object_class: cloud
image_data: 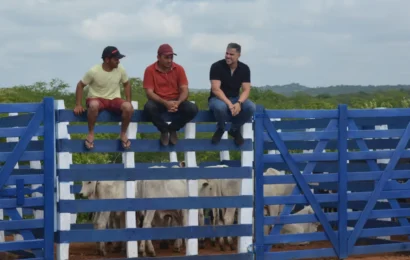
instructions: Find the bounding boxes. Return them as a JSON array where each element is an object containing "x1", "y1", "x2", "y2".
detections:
[
  {"x1": 189, "y1": 33, "x2": 257, "y2": 53},
  {"x1": 1, "y1": 0, "x2": 410, "y2": 89},
  {"x1": 79, "y1": 8, "x2": 182, "y2": 42}
]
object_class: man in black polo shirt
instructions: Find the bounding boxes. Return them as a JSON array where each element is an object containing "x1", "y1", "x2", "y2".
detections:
[{"x1": 208, "y1": 43, "x2": 256, "y2": 146}]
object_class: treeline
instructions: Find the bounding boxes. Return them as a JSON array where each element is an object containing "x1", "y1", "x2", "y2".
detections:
[
  {"x1": 254, "y1": 82, "x2": 410, "y2": 97},
  {"x1": 2, "y1": 78, "x2": 410, "y2": 165}
]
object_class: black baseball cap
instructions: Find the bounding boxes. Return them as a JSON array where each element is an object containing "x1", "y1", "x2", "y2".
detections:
[{"x1": 102, "y1": 46, "x2": 125, "y2": 59}]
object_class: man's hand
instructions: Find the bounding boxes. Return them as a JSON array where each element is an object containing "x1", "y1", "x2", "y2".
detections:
[
  {"x1": 231, "y1": 103, "x2": 241, "y2": 116},
  {"x1": 227, "y1": 101, "x2": 235, "y2": 115},
  {"x1": 164, "y1": 101, "x2": 178, "y2": 112},
  {"x1": 74, "y1": 105, "x2": 85, "y2": 115},
  {"x1": 170, "y1": 101, "x2": 180, "y2": 112}
]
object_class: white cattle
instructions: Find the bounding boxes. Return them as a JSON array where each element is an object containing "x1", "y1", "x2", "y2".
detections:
[
  {"x1": 79, "y1": 180, "x2": 127, "y2": 256},
  {"x1": 277, "y1": 205, "x2": 320, "y2": 246},
  {"x1": 198, "y1": 178, "x2": 221, "y2": 248},
  {"x1": 137, "y1": 165, "x2": 188, "y2": 257}
]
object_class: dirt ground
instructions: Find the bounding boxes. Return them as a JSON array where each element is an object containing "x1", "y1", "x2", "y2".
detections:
[
  {"x1": 64, "y1": 238, "x2": 410, "y2": 260},
  {"x1": 64, "y1": 239, "x2": 410, "y2": 260},
  {"x1": 3, "y1": 236, "x2": 410, "y2": 259}
]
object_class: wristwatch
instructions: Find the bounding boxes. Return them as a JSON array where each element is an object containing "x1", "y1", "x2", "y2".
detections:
[{"x1": 237, "y1": 100, "x2": 243, "y2": 107}]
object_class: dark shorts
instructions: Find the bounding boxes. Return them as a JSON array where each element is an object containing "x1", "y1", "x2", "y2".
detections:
[{"x1": 86, "y1": 97, "x2": 126, "y2": 114}]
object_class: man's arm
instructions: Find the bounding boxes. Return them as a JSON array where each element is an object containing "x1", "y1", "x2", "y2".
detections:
[
  {"x1": 177, "y1": 66, "x2": 189, "y2": 104},
  {"x1": 145, "y1": 88, "x2": 167, "y2": 105},
  {"x1": 120, "y1": 67, "x2": 131, "y2": 102},
  {"x1": 143, "y1": 68, "x2": 167, "y2": 105},
  {"x1": 210, "y1": 63, "x2": 232, "y2": 106},
  {"x1": 238, "y1": 66, "x2": 251, "y2": 103},
  {"x1": 75, "y1": 69, "x2": 93, "y2": 107},
  {"x1": 123, "y1": 81, "x2": 131, "y2": 102},
  {"x1": 75, "y1": 80, "x2": 87, "y2": 107}
]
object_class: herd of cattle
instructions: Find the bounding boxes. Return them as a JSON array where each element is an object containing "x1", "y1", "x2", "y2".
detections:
[{"x1": 79, "y1": 163, "x2": 320, "y2": 257}]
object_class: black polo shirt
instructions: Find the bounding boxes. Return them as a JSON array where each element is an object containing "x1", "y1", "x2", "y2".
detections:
[{"x1": 209, "y1": 59, "x2": 251, "y2": 99}]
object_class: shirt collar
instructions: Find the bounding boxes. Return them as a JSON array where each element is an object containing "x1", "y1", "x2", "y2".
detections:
[{"x1": 155, "y1": 62, "x2": 176, "y2": 72}]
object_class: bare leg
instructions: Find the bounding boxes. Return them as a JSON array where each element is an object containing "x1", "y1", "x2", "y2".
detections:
[
  {"x1": 120, "y1": 102, "x2": 133, "y2": 148},
  {"x1": 86, "y1": 100, "x2": 100, "y2": 149}
]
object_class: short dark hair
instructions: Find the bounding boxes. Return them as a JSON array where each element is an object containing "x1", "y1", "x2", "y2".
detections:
[{"x1": 227, "y1": 43, "x2": 241, "y2": 53}]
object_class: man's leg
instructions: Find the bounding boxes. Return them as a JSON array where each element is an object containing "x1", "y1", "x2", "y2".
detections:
[
  {"x1": 143, "y1": 100, "x2": 170, "y2": 146},
  {"x1": 168, "y1": 101, "x2": 199, "y2": 145},
  {"x1": 230, "y1": 99, "x2": 256, "y2": 146},
  {"x1": 208, "y1": 97, "x2": 231, "y2": 144},
  {"x1": 85, "y1": 98, "x2": 105, "y2": 149},
  {"x1": 110, "y1": 98, "x2": 134, "y2": 149}
]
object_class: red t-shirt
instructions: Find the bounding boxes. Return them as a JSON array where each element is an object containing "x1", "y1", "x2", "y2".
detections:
[{"x1": 143, "y1": 62, "x2": 188, "y2": 100}]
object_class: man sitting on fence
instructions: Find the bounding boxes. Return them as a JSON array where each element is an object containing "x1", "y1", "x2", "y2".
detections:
[
  {"x1": 73, "y1": 46, "x2": 134, "y2": 150},
  {"x1": 142, "y1": 44, "x2": 198, "y2": 146},
  {"x1": 208, "y1": 43, "x2": 256, "y2": 146}
]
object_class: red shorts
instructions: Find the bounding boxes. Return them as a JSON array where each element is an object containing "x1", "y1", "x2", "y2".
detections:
[{"x1": 86, "y1": 97, "x2": 126, "y2": 114}]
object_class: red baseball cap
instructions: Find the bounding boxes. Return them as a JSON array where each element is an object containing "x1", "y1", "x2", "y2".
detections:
[{"x1": 158, "y1": 44, "x2": 177, "y2": 56}]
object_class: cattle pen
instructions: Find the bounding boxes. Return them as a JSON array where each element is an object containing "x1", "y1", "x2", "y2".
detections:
[{"x1": 1, "y1": 97, "x2": 410, "y2": 260}]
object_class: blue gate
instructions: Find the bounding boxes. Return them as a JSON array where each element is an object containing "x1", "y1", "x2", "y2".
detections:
[
  {"x1": 253, "y1": 104, "x2": 410, "y2": 259},
  {"x1": 0, "y1": 98, "x2": 55, "y2": 260}
]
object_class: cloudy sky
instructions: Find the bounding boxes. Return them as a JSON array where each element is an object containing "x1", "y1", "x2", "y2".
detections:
[{"x1": 1, "y1": 0, "x2": 410, "y2": 92}]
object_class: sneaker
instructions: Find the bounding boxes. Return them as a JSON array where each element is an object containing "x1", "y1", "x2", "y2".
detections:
[
  {"x1": 160, "y1": 131, "x2": 169, "y2": 146},
  {"x1": 211, "y1": 128, "x2": 225, "y2": 144},
  {"x1": 169, "y1": 130, "x2": 178, "y2": 145},
  {"x1": 229, "y1": 129, "x2": 244, "y2": 146}
]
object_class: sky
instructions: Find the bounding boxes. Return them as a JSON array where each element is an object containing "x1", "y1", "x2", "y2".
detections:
[{"x1": 1, "y1": 0, "x2": 410, "y2": 92}]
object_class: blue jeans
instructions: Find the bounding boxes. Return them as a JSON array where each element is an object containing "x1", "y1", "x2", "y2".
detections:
[{"x1": 208, "y1": 97, "x2": 256, "y2": 132}]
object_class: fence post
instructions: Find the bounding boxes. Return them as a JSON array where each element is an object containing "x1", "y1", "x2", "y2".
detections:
[
  {"x1": 43, "y1": 97, "x2": 56, "y2": 260},
  {"x1": 253, "y1": 105, "x2": 265, "y2": 258},
  {"x1": 168, "y1": 119, "x2": 178, "y2": 163},
  {"x1": 121, "y1": 101, "x2": 139, "y2": 257},
  {"x1": 338, "y1": 104, "x2": 348, "y2": 259},
  {"x1": 220, "y1": 131, "x2": 230, "y2": 161},
  {"x1": 238, "y1": 119, "x2": 254, "y2": 253},
  {"x1": 184, "y1": 101, "x2": 198, "y2": 256},
  {"x1": 55, "y1": 100, "x2": 73, "y2": 260}
]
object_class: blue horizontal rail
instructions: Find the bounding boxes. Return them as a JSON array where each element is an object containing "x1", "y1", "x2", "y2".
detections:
[
  {"x1": 0, "y1": 103, "x2": 42, "y2": 113},
  {"x1": 264, "y1": 190, "x2": 410, "y2": 204},
  {"x1": 0, "y1": 219, "x2": 44, "y2": 230},
  {"x1": 0, "y1": 151, "x2": 43, "y2": 162},
  {"x1": 0, "y1": 126, "x2": 44, "y2": 138},
  {"x1": 0, "y1": 239, "x2": 45, "y2": 251},
  {"x1": 263, "y1": 150, "x2": 410, "y2": 163},
  {"x1": 264, "y1": 208, "x2": 410, "y2": 225},
  {"x1": 0, "y1": 197, "x2": 43, "y2": 209},
  {"x1": 57, "y1": 139, "x2": 252, "y2": 153},
  {"x1": 58, "y1": 167, "x2": 252, "y2": 181},
  {"x1": 264, "y1": 139, "x2": 410, "y2": 151},
  {"x1": 59, "y1": 196, "x2": 253, "y2": 213},
  {"x1": 57, "y1": 109, "x2": 251, "y2": 123},
  {"x1": 262, "y1": 171, "x2": 410, "y2": 184},
  {"x1": 57, "y1": 224, "x2": 252, "y2": 242},
  {"x1": 67, "y1": 123, "x2": 232, "y2": 134},
  {"x1": 57, "y1": 139, "x2": 253, "y2": 153}
]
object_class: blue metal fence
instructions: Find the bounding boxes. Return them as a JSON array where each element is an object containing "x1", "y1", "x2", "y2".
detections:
[
  {"x1": 254, "y1": 104, "x2": 410, "y2": 259},
  {"x1": 0, "y1": 98, "x2": 55, "y2": 260},
  {"x1": 2, "y1": 98, "x2": 410, "y2": 260},
  {"x1": 55, "y1": 103, "x2": 254, "y2": 260}
]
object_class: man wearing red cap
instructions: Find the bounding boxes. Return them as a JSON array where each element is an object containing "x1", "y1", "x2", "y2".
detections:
[
  {"x1": 74, "y1": 46, "x2": 134, "y2": 150},
  {"x1": 143, "y1": 44, "x2": 198, "y2": 146}
]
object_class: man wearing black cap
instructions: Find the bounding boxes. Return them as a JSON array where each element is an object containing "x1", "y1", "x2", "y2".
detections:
[
  {"x1": 142, "y1": 44, "x2": 198, "y2": 146},
  {"x1": 74, "y1": 46, "x2": 134, "y2": 150}
]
